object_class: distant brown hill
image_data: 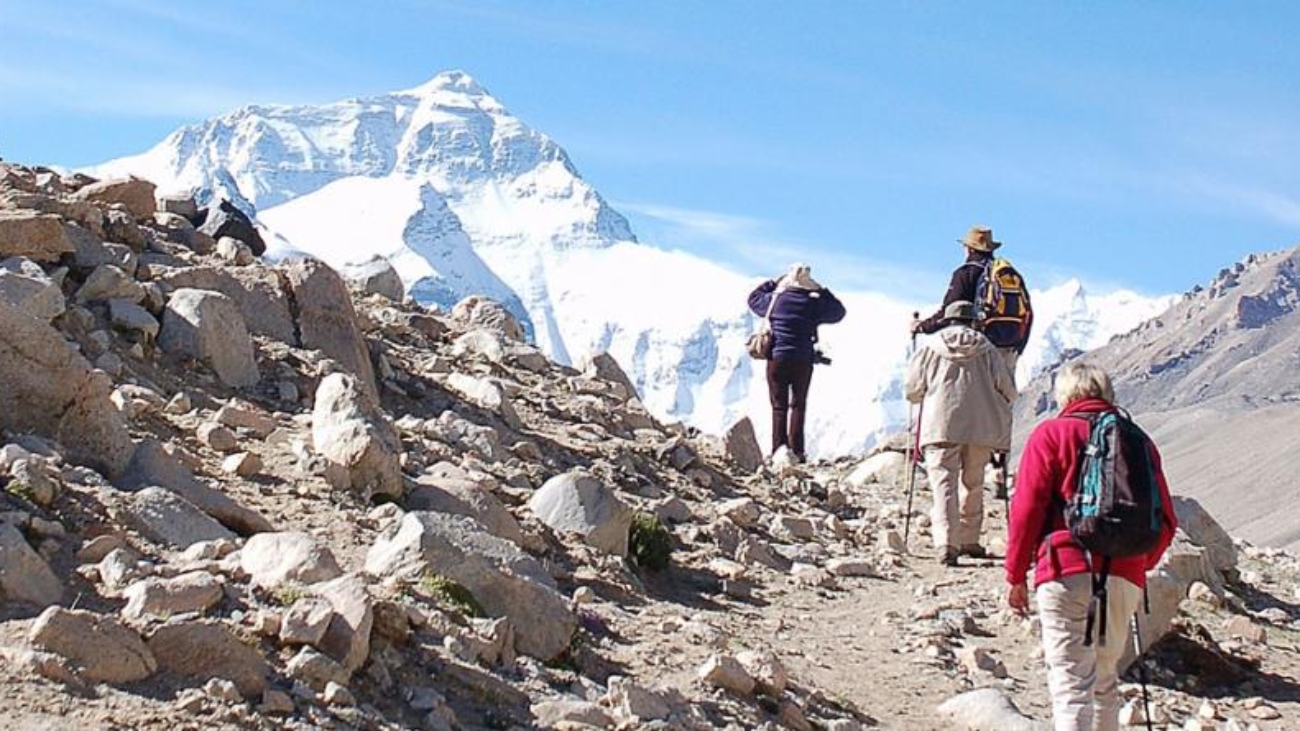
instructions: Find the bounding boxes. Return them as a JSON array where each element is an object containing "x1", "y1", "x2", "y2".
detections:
[{"x1": 1014, "y1": 244, "x2": 1300, "y2": 550}]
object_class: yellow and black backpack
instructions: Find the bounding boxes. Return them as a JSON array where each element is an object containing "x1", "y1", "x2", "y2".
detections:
[{"x1": 975, "y1": 258, "x2": 1033, "y2": 349}]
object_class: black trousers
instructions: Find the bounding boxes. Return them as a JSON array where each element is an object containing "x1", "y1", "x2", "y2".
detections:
[{"x1": 766, "y1": 358, "x2": 814, "y2": 459}]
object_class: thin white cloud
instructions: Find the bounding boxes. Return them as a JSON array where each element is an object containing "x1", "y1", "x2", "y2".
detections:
[
  {"x1": 1180, "y1": 176, "x2": 1300, "y2": 228},
  {"x1": 618, "y1": 201, "x2": 943, "y2": 300},
  {"x1": 0, "y1": 64, "x2": 304, "y2": 118}
]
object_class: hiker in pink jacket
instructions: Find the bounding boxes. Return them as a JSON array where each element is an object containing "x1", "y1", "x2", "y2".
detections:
[{"x1": 1006, "y1": 362, "x2": 1177, "y2": 731}]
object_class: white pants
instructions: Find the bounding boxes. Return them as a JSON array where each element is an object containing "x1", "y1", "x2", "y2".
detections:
[
  {"x1": 922, "y1": 443, "x2": 991, "y2": 550},
  {"x1": 1037, "y1": 574, "x2": 1143, "y2": 731}
]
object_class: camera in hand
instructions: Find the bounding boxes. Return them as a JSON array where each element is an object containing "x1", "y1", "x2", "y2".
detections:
[{"x1": 813, "y1": 349, "x2": 832, "y2": 366}]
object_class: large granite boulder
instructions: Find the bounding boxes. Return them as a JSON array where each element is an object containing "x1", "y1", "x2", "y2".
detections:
[
  {"x1": 158, "y1": 288, "x2": 260, "y2": 389},
  {"x1": 366, "y1": 512, "x2": 576, "y2": 660},
  {"x1": 528, "y1": 472, "x2": 633, "y2": 557},
  {"x1": 284, "y1": 259, "x2": 378, "y2": 400},
  {"x1": 312, "y1": 373, "x2": 403, "y2": 500},
  {"x1": 0, "y1": 298, "x2": 133, "y2": 476}
]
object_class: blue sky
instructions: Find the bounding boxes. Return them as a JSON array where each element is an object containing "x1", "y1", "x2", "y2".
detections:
[{"x1": 1, "y1": 1, "x2": 1297, "y2": 297}]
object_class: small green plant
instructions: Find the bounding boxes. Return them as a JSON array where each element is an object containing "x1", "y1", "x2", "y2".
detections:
[
  {"x1": 4, "y1": 478, "x2": 36, "y2": 503},
  {"x1": 270, "y1": 584, "x2": 309, "y2": 606},
  {"x1": 419, "y1": 572, "x2": 485, "y2": 618},
  {"x1": 628, "y1": 512, "x2": 673, "y2": 572}
]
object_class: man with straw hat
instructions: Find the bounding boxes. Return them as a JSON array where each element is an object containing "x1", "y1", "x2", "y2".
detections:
[
  {"x1": 912, "y1": 225, "x2": 1002, "y2": 337},
  {"x1": 913, "y1": 225, "x2": 1029, "y2": 496}
]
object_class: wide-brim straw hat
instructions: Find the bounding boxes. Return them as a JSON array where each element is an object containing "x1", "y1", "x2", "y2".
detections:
[
  {"x1": 958, "y1": 226, "x2": 1002, "y2": 252},
  {"x1": 943, "y1": 299, "x2": 978, "y2": 321}
]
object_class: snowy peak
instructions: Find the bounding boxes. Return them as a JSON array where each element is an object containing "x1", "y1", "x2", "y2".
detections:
[
  {"x1": 395, "y1": 70, "x2": 500, "y2": 110},
  {"x1": 399, "y1": 69, "x2": 489, "y2": 96}
]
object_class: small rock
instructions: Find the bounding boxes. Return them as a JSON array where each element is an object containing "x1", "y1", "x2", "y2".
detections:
[
  {"x1": 957, "y1": 645, "x2": 1007, "y2": 679},
  {"x1": 698, "y1": 653, "x2": 755, "y2": 695},
  {"x1": 204, "y1": 677, "x2": 243, "y2": 704},
  {"x1": 240, "y1": 531, "x2": 342, "y2": 589},
  {"x1": 121, "y1": 571, "x2": 224, "y2": 620},
  {"x1": 165, "y1": 392, "x2": 192, "y2": 414},
  {"x1": 259, "y1": 689, "x2": 295, "y2": 715},
  {"x1": 286, "y1": 646, "x2": 351, "y2": 691},
  {"x1": 0, "y1": 522, "x2": 62, "y2": 606},
  {"x1": 936, "y1": 688, "x2": 1040, "y2": 731},
  {"x1": 572, "y1": 586, "x2": 597, "y2": 605},
  {"x1": 735, "y1": 649, "x2": 789, "y2": 696},
  {"x1": 530, "y1": 699, "x2": 615, "y2": 729},
  {"x1": 604, "y1": 675, "x2": 671, "y2": 722},
  {"x1": 215, "y1": 236, "x2": 254, "y2": 266},
  {"x1": 197, "y1": 422, "x2": 238, "y2": 453},
  {"x1": 718, "y1": 497, "x2": 760, "y2": 528},
  {"x1": 826, "y1": 557, "x2": 876, "y2": 577},
  {"x1": 880, "y1": 529, "x2": 906, "y2": 553},
  {"x1": 214, "y1": 401, "x2": 277, "y2": 437},
  {"x1": 76, "y1": 534, "x2": 128, "y2": 564},
  {"x1": 1188, "y1": 581, "x2": 1222, "y2": 607},
  {"x1": 323, "y1": 681, "x2": 355, "y2": 707},
  {"x1": 790, "y1": 563, "x2": 835, "y2": 588},
  {"x1": 221, "y1": 451, "x2": 262, "y2": 477},
  {"x1": 1224, "y1": 616, "x2": 1267, "y2": 644},
  {"x1": 148, "y1": 621, "x2": 270, "y2": 697},
  {"x1": 28, "y1": 607, "x2": 156, "y2": 684},
  {"x1": 1248, "y1": 703, "x2": 1282, "y2": 720},
  {"x1": 280, "y1": 597, "x2": 334, "y2": 647}
]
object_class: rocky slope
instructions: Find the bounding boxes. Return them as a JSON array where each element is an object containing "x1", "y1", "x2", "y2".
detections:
[
  {"x1": 1, "y1": 162, "x2": 1296, "y2": 730},
  {"x1": 1015, "y1": 245, "x2": 1300, "y2": 551},
  {"x1": 90, "y1": 71, "x2": 1174, "y2": 459}
]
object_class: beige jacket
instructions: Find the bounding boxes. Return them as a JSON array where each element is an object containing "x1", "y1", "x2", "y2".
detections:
[{"x1": 905, "y1": 324, "x2": 1016, "y2": 450}]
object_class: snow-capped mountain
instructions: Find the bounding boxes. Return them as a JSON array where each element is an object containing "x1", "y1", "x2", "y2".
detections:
[
  {"x1": 1017, "y1": 280, "x2": 1178, "y2": 385},
  {"x1": 92, "y1": 71, "x2": 1174, "y2": 457}
]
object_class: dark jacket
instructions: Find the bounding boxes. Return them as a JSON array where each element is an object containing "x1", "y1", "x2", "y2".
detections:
[
  {"x1": 748, "y1": 281, "x2": 846, "y2": 362},
  {"x1": 917, "y1": 250, "x2": 991, "y2": 335}
]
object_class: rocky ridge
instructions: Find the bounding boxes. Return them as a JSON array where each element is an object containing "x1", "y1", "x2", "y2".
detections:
[
  {"x1": 1014, "y1": 245, "x2": 1300, "y2": 550},
  {"x1": 0, "y1": 161, "x2": 1297, "y2": 730}
]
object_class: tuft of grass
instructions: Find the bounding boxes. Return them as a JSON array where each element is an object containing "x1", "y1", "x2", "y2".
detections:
[
  {"x1": 4, "y1": 479, "x2": 36, "y2": 503},
  {"x1": 628, "y1": 513, "x2": 673, "y2": 572},
  {"x1": 419, "y1": 572, "x2": 485, "y2": 618},
  {"x1": 270, "y1": 584, "x2": 309, "y2": 606}
]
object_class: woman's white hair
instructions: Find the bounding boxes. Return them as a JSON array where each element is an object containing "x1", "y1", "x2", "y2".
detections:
[{"x1": 1054, "y1": 361, "x2": 1115, "y2": 408}]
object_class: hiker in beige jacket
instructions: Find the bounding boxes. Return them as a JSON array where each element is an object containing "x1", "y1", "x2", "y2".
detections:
[{"x1": 905, "y1": 300, "x2": 1016, "y2": 566}]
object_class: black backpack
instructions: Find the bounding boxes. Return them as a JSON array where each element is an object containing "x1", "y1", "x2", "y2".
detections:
[
  {"x1": 973, "y1": 258, "x2": 1033, "y2": 349},
  {"x1": 1065, "y1": 408, "x2": 1166, "y2": 645}
]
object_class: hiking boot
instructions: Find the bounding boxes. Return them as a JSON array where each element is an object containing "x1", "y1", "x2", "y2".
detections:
[
  {"x1": 940, "y1": 548, "x2": 960, "y2": 567},
  {"x1": 959, "y1": 544, "x2": 988, "y2": 559}
]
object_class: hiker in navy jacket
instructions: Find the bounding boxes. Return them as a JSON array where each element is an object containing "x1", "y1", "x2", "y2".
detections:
[{"x1": 747, "y1": 264, "x2": 846, "y2": 463}]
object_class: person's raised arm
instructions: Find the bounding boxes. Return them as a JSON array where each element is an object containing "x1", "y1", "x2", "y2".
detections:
[
  {"x1": 816, "y1": 288, "x2": 846, "y2": 325},
  {"x1": 747, "y1": 279, "x2": 778, "y2": 316}
]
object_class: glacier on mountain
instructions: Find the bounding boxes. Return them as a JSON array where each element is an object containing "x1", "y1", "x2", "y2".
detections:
[{"x1": 92, "y1": 70, "x2": 1175, "y2": 457}]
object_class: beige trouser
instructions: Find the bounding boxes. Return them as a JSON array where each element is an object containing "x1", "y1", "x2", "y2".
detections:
[
  {"x1": 922, "y1": 443, "x2": 991, "y2": 550},
  {"x1": 1037, "y1": 573, "x2": 1143, "y2": 731}
]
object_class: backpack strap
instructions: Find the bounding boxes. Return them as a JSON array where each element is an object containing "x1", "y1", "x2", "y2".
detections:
[
  {"x1": 760, "y1": 289, "x2": 782, "y2": 331},
  {"x1": 1084, "y1": 555, "x2": 1113, "y2": 647}
]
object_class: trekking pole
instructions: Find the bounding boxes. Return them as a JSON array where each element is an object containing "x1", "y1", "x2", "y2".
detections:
[
  {"x1": 1131, "y1": 612, "x2": 1154, "y2": 731},
  {"x1": 903, "y1": 403, "x2": 923, "y2": 550},
  {"x1": 902, "y1": 312, "x2": 920, "y2": 551}
]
